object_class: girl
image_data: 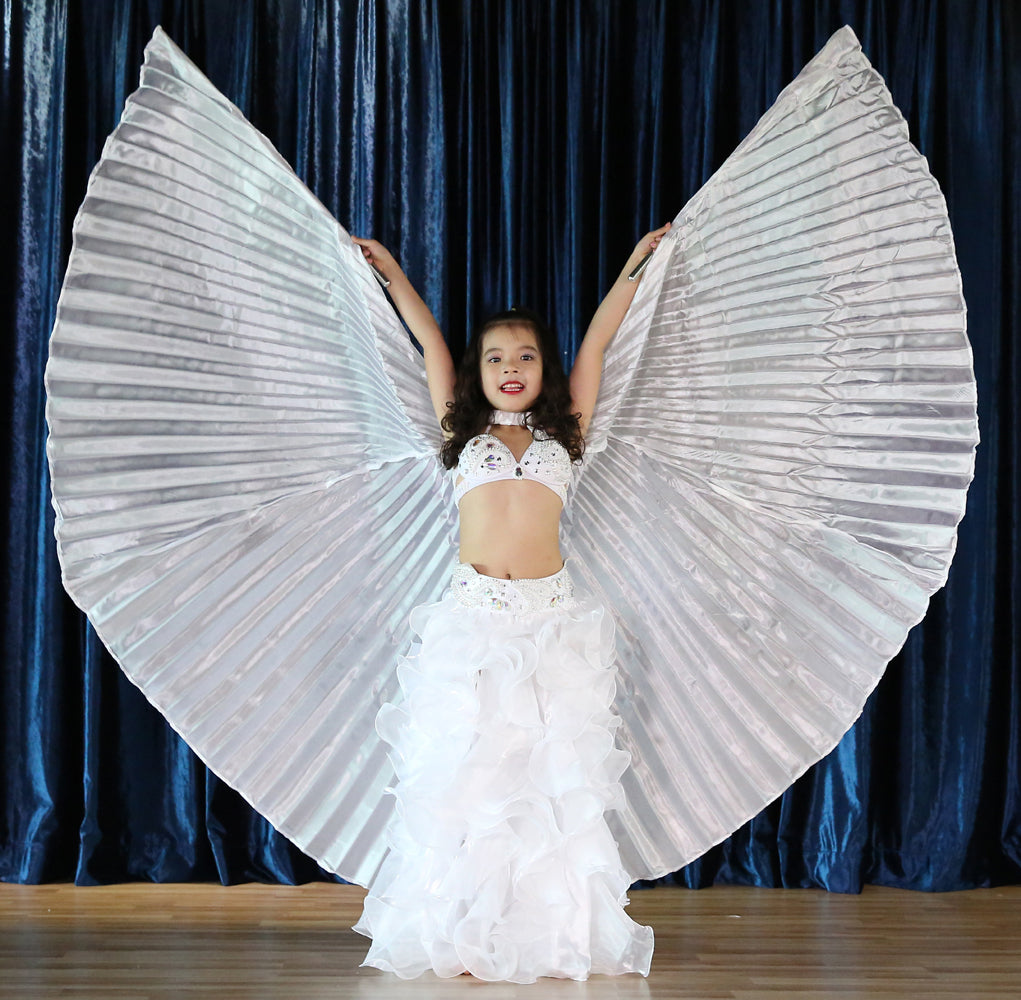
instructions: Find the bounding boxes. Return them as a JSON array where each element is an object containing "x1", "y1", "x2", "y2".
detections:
[{"x1": 348, "y1": 226, "x2": 669, "y2": 982}]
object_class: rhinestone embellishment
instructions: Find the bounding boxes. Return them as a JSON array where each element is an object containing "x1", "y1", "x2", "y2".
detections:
[
  {"x1": 453, "y1": 430, "x2": 572, "y2": 506},
  {"x1": 450, "y1": 563, "x2": 575, "y2": 613}
]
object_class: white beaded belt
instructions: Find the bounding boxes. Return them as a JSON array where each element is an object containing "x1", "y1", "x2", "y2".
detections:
[{"x1": 450, "y1": 563, "x2": 575, "y2": 613}]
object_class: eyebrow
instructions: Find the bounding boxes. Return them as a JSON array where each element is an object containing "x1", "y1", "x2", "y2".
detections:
[{"x1": 482, "y1": 343, "x2": 539, "y2": 357}]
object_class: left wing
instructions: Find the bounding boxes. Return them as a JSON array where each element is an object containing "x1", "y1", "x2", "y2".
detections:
[{"x1": 45, "y1": 27, "x2": 456, "y2": 886}]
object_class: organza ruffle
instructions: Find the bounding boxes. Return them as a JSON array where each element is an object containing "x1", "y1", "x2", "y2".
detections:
[{"x1": 353, "y1": 593, "x2": 653, "y2": 983}]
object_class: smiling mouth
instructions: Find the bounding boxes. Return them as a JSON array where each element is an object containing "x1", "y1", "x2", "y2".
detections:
[{"x1": 500, "y1": 381, "x2": 525, "y2": 393}]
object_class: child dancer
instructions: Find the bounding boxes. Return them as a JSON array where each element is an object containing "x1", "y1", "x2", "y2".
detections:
[{"x1": 348, "y1": 228, "x2": 668, "y2": 982}]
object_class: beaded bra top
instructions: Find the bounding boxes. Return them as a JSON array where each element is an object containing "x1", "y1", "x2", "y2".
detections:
[{"x1": 453, "y1": 418, "x2": 572, "y2": 507}]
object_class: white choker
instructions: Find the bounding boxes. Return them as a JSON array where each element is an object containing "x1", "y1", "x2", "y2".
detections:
[{"x1": 490, "y1": 409, "x2": 530, "y2": 426}]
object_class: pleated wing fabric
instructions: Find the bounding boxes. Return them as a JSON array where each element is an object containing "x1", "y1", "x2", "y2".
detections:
[
  {"x1": 567, "y1": 26, "x2": 977, "y2": 878},
  {"x1": 46, "y1": 25, "x2": 978, "y2": 889},
  {"x1": 45, "y1": 27, "x2": 456, "y2": 887}
]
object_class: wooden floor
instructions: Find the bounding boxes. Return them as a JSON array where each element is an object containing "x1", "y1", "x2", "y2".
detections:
[{"x1": 0, "y1": 882, "x2": 1017, "y2": 998}]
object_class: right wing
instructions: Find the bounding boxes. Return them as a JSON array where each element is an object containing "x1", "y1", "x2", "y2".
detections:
[
  {"x1": 45, "y1": 27, "x2": 457, "y2": 887},
  {"x1": 565, "y1": 26, "x2": 978, "y2": 880}
]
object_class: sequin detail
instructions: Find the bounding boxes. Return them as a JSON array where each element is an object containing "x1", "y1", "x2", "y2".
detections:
[
  {"x1": 450, "y1": 563, "x2": 576, "y2": 614},
  {"x1": 453, "y1": 432, "x2": 572, "y2": 506}
]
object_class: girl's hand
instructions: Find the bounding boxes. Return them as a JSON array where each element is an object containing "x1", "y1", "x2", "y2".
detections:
[
  {"x1": 621, "y1": 221, "x2": 672, "y2": 278},
  {"x1": 351, "y1": 236, "x2": 405, "y2": 285}
]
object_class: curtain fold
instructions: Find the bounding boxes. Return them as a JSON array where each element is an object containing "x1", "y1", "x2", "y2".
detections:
[{"x1": 2, "y1": 0, "x2": 1017, "y2": 890}]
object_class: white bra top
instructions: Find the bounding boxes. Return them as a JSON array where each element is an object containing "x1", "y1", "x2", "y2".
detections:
[{"x1": 453, "y1": 428, "x2": 572, "y2": 507}]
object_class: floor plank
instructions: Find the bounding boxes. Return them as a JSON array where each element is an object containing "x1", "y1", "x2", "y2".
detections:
[{"x1": 0, "y1": 882, "x2": 1017, "y2": 998}]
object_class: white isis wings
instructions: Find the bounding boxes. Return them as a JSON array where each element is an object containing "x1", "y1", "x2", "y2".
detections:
[{"x1": 45, "y1": 25, "x2": 977, "y2": 885}]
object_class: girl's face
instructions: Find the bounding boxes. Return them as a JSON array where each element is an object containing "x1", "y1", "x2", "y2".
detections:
[{"x1": 479, "y1": 323, "x2": 543, "y2": 413}]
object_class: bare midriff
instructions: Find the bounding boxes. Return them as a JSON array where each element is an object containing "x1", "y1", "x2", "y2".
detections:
[{"x1": 457, "y1": 481, "x2": 564, "y2": 580}]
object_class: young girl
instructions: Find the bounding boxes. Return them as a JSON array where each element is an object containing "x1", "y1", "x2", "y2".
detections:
[{"x1": 348, "y1": 226, "x2": 669, "y2": 982}]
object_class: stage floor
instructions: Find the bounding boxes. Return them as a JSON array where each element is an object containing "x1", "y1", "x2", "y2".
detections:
[{"x1": 0, "y1": 882, "x2": 1017, "y2": 998}]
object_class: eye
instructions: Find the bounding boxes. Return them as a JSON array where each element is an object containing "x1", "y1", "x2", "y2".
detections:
[
  {"x1": 486, "y1": 356, "x2": 502, "y2": 363},
  {"x1": 521, "y1": 354, "x2": 535, "y2": 361}
]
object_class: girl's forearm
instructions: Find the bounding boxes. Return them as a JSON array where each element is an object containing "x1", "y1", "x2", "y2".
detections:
[
  {"x1": 387, "y1": 273, "x2": 446, "y2": 354},
  {"x1": 350, "y1": 238, "x2": 455, "y2": 424},
  {"x1": 582, "y1": 269, "x2": 643, "y2": 354},
  {"x1": 581, "y1": 225, "x2": 672, "y2": 357},
  {"x1": 386, "y1": 273, "x2": 455, "y2": 424},
  {"x1": 570, "y1": 224, "x2": 671, "y2": 431},
  {"x1": 352, "y1": 237, "x2": 445, "y2": 352}
]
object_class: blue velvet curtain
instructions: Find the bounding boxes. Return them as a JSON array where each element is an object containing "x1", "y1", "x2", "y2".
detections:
[{"x1": 2, "y1": 0, "x2": 1017, "y2": 890}]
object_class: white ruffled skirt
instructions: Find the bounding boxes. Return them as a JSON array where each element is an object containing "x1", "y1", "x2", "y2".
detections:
[{"x1": 354, "y1": 564, "x2": 654, "y2": 983}]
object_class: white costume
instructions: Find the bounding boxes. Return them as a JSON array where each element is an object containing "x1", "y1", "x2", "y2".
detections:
[
  {"x1": 355, "y1": 562, "x2": 654, "y2": 981},
  {"x1": 354, "y1": 421, "x2": 652, "y2": 980},
  {"x1": 45, "y1": 25, "x2": 977, "y2": 982}
]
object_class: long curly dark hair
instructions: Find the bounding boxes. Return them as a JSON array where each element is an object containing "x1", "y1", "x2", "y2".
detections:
[{"x1": 439, "y1": 308, "x2": 584, "y2": 470}]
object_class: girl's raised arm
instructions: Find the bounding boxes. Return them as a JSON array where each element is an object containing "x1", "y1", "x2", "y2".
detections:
[
  {"x1": 352, "y1": 237, "x2": 455, "y2": 428},
  {"x1": 570, "y1": 223, "x2": 670, "y2": 436}
]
